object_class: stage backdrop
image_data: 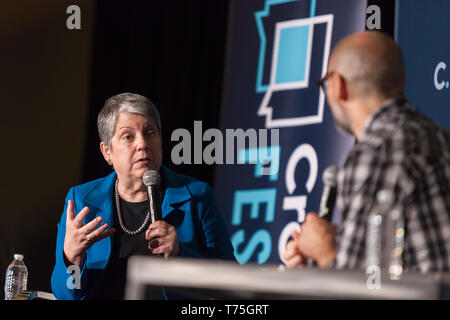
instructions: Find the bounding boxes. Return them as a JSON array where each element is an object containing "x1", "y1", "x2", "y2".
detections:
[
  {"x1": 214, "y1": 0, "x2": 367, "y2": 265},
  {"x1": 396, "y1": 0, "x2": 450, "y2": 130}
]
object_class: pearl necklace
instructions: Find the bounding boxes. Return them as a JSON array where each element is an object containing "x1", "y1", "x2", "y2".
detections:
[{"x1": 115, "y1": 179, "x2": 151, "y2": 235}]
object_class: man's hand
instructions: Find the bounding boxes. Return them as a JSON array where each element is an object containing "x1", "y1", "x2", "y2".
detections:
[
  {"x1": 145, "y1": 220, "x2": 179, "y2": 258},
  {"x1": 283, "y1": 213, "x2": 337, "y2": 269},
  {"x1": 283, "y1": 230, "x2": 307, "y2": 269},
  {"x1": 297, "y1": 213, "x2": 337, "y2": 268}
]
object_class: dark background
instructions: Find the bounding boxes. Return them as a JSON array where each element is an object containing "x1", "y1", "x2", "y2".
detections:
[
  {"x1": 0, "y1": 0, "x2": 394, "y2": 294},
  {"x1": 83, "y1": 0, "x2": 230, "y2": 185}
]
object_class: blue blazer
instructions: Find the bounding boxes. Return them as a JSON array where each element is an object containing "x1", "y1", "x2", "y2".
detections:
[{"x1": 51, "y1": 166, "x2": 235, "y2": 300}]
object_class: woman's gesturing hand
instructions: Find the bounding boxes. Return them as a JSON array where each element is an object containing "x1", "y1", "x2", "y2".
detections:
[{"x1": 63, "y1": 200, "x2": 115, "y2": 266}]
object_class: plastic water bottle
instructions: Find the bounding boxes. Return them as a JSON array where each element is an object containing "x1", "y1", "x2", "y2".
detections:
[
  {"x1": 4, "y1": 254, "x2": 28, "y2": 300},
  {"x1": 365, "y1": 190, "x2": 394, "y2": 269},
  {"x1": 366, "y1": 189, "x2": 405, "y2": 277}
]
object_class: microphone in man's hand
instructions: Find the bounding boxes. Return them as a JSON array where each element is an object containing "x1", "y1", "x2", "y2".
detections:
[
  {"x1": 143, "y1": 170, "x2": 162, "y2": 223},
  {"x1": 318, "y1": 165, "x2": 339, "y2": 221}
]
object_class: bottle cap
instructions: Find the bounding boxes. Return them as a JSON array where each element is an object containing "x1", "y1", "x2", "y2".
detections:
[{"x1": 14, "y1": 254, "x2": 24, "y2": 261}]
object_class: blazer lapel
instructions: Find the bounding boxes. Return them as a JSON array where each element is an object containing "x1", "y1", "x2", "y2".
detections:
[
  {"x1": 161, "y1": 167, "x2": 194, "y2": 242},
  {"x1": 82, "y1": 171, "x2": 116, "y2": 269},
  {"x1": 83, "y1": 171, "x2": 116, "y2": 227},
  {"x1": 161, "y1": 166, "x2": 192, "y2": 218}
]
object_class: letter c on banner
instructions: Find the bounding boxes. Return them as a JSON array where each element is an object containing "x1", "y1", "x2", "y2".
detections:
[
  {"x1": 285, "y1": 144, "x2": 318, "y2": 195},
  {"x1": 434, "y1": 61, "x2": 447, "y2": 90}
]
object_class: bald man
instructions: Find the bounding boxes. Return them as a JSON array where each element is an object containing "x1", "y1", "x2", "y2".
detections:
[{"x1": 284, "y1": 31, "x2": 450, "y2": 273}]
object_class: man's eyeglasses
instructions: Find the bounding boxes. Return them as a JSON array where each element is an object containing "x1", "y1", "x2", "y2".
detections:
[{"x1": 316, "y1": 71, "x2": 334, "y2": 92}]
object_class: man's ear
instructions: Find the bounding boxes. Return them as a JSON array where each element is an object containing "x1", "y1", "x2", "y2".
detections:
[
  {"x1": 336, "y1": 74, "x2": 348, "y2": 101},
  {"x1": 100, "y1": 141, "x2": 112, "y2": 165}
]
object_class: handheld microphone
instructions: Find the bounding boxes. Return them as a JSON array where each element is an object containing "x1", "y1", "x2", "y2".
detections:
[
  {"x1": 318, "y1": 165, "x2": 339, "y2": 221},
  {"x1": 142, "y1": 170, "x2": 162, "y2": 223}
]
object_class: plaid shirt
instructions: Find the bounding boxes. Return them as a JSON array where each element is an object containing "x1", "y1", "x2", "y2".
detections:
[{"x1": 335, "y1": 97, "x2": 450, "y2": 272}]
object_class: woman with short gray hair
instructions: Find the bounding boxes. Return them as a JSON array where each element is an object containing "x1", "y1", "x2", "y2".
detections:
[
  {"x1": 98, "y1": 93, "x2": 162, "y2": 147},
  {"x1": 51, "y1": 93, "x2": 235, "y2": 300}
]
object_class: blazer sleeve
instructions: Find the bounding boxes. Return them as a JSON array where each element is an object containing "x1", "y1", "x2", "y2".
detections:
[
  {"x1": 179, "y1": 183, "x2": 236, "y2": 261},
  {"x1": 51, "y1": 187, "x2": 89, "y2": 300}
]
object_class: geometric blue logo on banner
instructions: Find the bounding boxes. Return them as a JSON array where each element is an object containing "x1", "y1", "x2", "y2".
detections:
[
  {"x1": 276, "y1": 25, "x2": 310, "y2": 83},
  {"x1": 255, "y1": 0, "x2": 334, "y2": 128}
]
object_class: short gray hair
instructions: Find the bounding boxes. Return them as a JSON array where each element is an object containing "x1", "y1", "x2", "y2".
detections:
[{"x1": 97, "y1": 93, "x2": 162, "y2": 146}]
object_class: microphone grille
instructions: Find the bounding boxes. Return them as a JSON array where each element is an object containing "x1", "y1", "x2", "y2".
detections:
[
  {"x1": 143, "y1": 170, "x2": 161, "y2": 186},
  {"x1": 322, "y1": 165, "x2": 338, "y2": 187}
]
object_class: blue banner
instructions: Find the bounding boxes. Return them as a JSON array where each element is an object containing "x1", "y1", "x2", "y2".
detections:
[
  {"x1": 214, "y1": 0, "x2": 367, "y2": 265},
  {"x1": 396, "y1": 0, "x2": 450, "y2": 130}
]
